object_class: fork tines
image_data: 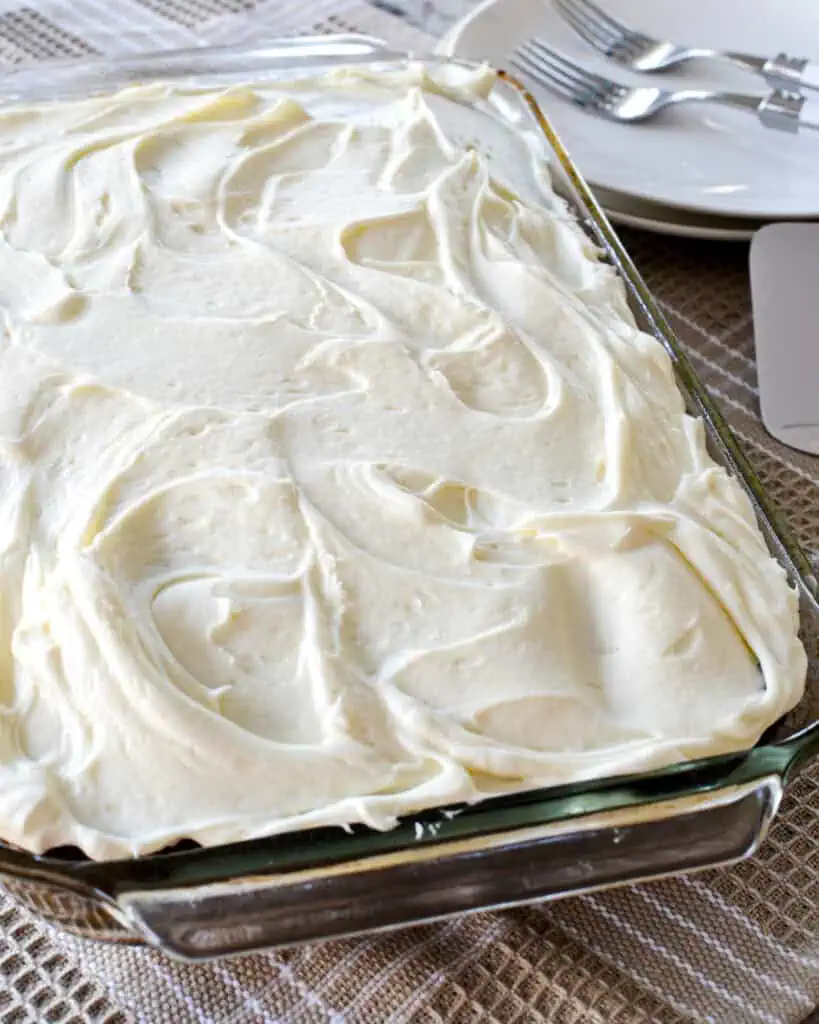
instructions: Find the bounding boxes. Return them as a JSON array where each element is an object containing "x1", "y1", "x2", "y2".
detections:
[
  {"x1": 512, "y1": 39, "x2": 626, "y2": 107},
  {"x1": 554, "y1": 0, "x2": 650, "y2": 58}
]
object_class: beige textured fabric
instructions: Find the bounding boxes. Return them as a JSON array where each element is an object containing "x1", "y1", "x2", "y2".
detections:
[{"x1": 0, "y1": 3, "x2": 817, "y2": 1022}]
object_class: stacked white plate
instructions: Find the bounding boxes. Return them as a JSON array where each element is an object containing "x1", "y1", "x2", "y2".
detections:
[{"x1": 439, "y1": 0, "x2": 819, "y2": 239}]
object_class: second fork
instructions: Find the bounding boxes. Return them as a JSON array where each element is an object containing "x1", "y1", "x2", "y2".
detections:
[{"x1": 553, "y1": 0, "x2": 819, "y2": 94}]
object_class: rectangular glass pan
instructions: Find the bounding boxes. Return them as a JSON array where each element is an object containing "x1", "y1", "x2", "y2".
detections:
[{"x1": 0, "y1": 36, "x2": 817, "y2": 961}]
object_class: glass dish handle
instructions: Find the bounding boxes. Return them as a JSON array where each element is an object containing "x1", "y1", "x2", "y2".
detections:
[{"x1": 112, "y1": 776, "x2": 784, "y2": 960}]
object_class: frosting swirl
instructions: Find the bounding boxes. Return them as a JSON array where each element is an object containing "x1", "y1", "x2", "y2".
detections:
[{"x1": 0, "y1": 66, "x2": 804, "y2": 858}]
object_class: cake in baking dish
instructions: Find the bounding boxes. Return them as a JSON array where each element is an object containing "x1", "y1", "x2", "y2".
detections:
[{"x1": 0, "y1": 65, "x2": 804, "y2": 858}]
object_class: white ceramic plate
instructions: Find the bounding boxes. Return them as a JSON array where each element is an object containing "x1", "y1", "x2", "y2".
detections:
[
  {"x1": 595, "y1": 188, "x2": 763, "y2": 240},
  {"x1": 605, "y1": 207, "x2": 754, "y2": 240},
  {"x1": 440, "y1": 0, "x2": 819, "y2": 218}
]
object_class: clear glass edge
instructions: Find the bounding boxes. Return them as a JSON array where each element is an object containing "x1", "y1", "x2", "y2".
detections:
[
  {"x1": 113, "y1": 775, "x2": 784, "y2": 959},
  {"x1": 0, "y1": 37, "x2": 813, "y2": 903}
]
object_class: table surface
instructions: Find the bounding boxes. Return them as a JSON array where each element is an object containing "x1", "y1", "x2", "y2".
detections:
[{"x1": 0, "y1": 3, "x2": 818, "y2": 1023}]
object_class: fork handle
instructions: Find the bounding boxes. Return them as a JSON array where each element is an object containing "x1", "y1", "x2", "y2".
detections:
[
  {"x1": 759, "y1": 92, "x2": 819, "y2": 133},
  {"x1": 720, "y1": 50, "x2": 770, "y2": 76},
  {"x1": 726, "y1": 51, "x2": 819, "y2": 94},
  {"x1": 763, "y1": 54, "x2": 819, "y2": 94},
  {"x1": 674, "y1": 90, "x2": 819, "y2": 134}
]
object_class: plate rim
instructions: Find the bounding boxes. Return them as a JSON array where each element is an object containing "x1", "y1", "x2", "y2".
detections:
[{"x1": 605, "y1": 206, "x2": 755, "y2": 240}]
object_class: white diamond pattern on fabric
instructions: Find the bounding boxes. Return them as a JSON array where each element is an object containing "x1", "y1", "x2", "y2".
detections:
[
  {"x1": 0, "y1": 3, "x2": 815, "y2": 1024},
  {"x1": 7, "y1": 0, "x2": 364, "y2": 54}
]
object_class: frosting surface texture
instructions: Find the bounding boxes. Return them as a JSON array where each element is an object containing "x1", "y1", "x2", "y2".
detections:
[{"x1": 0, "y1": 67, "x2": 804, "y2": 858}]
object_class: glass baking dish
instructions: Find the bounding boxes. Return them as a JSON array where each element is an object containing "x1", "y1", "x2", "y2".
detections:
[{"x1": 0, "y1": 35, "x2": 817, "y2": 961}]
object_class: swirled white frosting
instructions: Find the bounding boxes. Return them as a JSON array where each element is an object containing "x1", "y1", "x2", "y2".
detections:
[{"x1": 0, "y1": 65, "x2": 804, "y2": 859}]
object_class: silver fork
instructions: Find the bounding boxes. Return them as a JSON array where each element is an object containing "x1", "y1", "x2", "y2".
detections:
[
  {"x1": 511, "y1": 40, "x2": 819, "y2": 133},
  {"x1": 554, "y1": 0, "x2": 819, "y2": 94}
]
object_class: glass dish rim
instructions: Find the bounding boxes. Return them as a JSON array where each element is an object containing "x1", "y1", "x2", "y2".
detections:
[{"x1": 0, "y1": 36, "x2": 814, "y2": 893}]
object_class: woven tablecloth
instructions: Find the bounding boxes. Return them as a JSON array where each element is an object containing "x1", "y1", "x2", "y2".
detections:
[{"x1": 0, "y1": 2, "x2": 818, "y2": 1022}]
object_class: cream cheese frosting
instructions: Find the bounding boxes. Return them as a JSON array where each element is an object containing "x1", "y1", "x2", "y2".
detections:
[{"x1": 0, "y1": 65, "x2": 805, "y2": 859}]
